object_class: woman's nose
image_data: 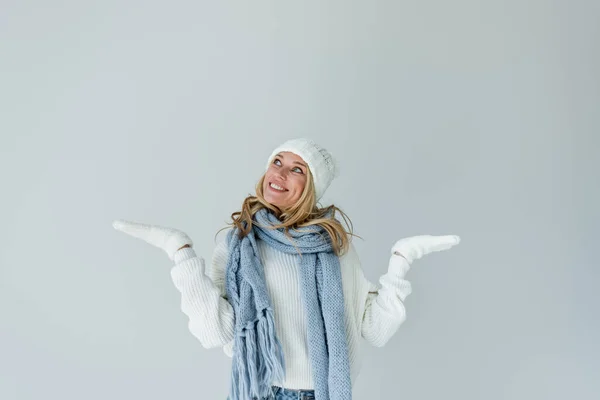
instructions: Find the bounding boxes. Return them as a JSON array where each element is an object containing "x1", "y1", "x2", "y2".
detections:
[{"x1": 275, "y1": 169, "x2": 289, "y2": 179}]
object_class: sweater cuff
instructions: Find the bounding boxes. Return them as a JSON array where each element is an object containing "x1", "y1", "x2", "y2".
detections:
[{"x1": 173, "y1": 247, "x2": 198, "y2": 263}]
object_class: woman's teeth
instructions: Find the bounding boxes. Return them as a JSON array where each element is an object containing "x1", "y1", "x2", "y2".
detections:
[{"x1": 270, "y1": 183, "x2": 286, "y2": 191}]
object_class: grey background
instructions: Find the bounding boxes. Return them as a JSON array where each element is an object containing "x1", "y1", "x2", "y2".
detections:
[{"x1": 1, "y1": 1, "x2": 598, "y2": 399}]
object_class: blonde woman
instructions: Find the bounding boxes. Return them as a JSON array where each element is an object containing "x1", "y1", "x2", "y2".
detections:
[{"x1": 113, "y1": 138, "x2": 460, "y2": 400}]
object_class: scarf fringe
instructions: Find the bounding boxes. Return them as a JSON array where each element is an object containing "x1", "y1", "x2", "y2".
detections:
[{"x1": 229, "y1": 309, "x2": 285, "y2": 400}]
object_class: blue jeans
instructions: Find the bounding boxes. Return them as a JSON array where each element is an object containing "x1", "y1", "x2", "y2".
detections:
[
  {"x1": 268, "y1": 386, "x2": 315, "y2": 400},
  {"x1": 227, "y1": 386, "x2": 316, "y2": 400}
]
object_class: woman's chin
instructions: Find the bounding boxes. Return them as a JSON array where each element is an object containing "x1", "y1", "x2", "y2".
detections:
[
  {"x1": 263, "y1": 194, "x2": 280, "y2": 207},
  {"x1": 265, "y1": 197, "x2": 289, "y2": 210},
  {"x1": 263, "y1": 189, "x2": 293, "y2": 209}
]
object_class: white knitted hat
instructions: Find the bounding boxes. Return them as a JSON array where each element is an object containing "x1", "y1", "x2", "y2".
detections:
[{"x1": 266, "y1": 138, "x2": 339, "y2": 201}]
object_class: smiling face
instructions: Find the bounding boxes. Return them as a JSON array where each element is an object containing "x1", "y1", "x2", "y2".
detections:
[{"x1": 262, "y1": 151, "x2": 309, "y2": 210}]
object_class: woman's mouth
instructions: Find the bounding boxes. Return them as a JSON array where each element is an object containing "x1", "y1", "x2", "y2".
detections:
[{"x1": 269, "y1": 182, "x2": 287, "y2": 192}]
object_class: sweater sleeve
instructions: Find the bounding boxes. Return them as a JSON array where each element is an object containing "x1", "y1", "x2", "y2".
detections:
[
  {"x1": 358, "y1": 248, "x2": 413, "y2": 347},
  {"x1": 170, "y1": 241, "x2": 235, "y2": 349}
]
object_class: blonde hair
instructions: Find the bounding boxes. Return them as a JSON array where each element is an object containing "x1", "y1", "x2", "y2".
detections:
[{"x1": 218, "y1": 169, "x2": 358, "y2": 257}]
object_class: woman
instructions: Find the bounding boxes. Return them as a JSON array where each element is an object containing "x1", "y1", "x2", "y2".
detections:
[{"x1": 113, "y1": 138, "x2": 460, "y2": 400}]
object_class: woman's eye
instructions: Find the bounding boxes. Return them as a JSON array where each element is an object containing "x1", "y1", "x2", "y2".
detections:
[{"x1": 273, "y1": 159, "x2": 303, "y2": 174}]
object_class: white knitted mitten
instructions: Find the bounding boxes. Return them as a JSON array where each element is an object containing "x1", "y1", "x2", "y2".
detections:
[
  {"x1": 391, "y1": 235, "x2": 460, "y2": 264},
  {"x1": 113, "y1": 219, "x2": 193, "y2": 260}
]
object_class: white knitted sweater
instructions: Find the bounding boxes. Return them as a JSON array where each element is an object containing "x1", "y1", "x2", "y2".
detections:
[{"x1": 169, "y1": 238, "x2": 412, "y2": 390}]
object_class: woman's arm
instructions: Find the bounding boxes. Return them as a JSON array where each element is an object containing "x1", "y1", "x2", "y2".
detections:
[
  {"x1": 359, "y1": 253, "x2": 412, "y2": 347},
  {"x1": 357, "y1": 235, "x2": 460, "y2": 347},
  {"x1": 170, "y1": 240, "x2": 235, "y2": 349},
  {"x1": 112, "y1": 219, "x2": 236, "y2": 349}
]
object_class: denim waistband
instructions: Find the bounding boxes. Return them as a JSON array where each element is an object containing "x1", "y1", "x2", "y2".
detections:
[{"x1": 271, "y1": 385, "x2": 315, "y2": 399}]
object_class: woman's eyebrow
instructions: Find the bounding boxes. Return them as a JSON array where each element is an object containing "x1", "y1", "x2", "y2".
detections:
[{"x1": 276, "y1": 153, "x2": 307, "y2": 168}]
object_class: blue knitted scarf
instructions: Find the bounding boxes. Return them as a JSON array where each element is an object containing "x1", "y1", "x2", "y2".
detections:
[{"x1": 225, "y1": 208, "x2": 351, "y2": 400}]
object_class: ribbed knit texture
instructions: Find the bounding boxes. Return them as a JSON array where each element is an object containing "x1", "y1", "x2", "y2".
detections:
[
  {"x1": 225, "y1": 209, "x2": 351, "y2": 400},
  {"x1": 223, "y1": 215, "x2": 287, "y2": 400},
  {"x1": 170, "y1": 237, "x2": 413, "y2": 391}
]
